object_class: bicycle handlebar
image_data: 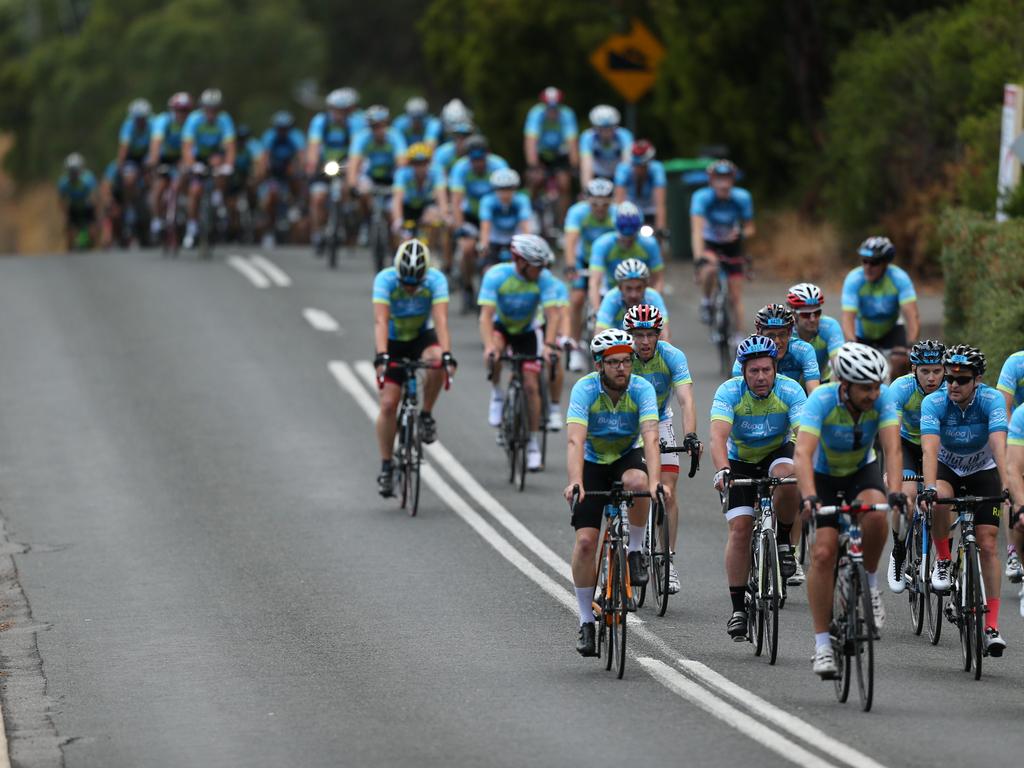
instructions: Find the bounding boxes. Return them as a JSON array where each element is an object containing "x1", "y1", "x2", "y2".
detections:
[
  {"x1": 659, "y1": 439, "x2": 701, "y2": 478},
  {"x1": 933, "y1": 492, "x2": 1007, "y2": 507},
  {"x1": 380, "y1": 358, "x2": 451, "y2": 390},
  {"x1": 729, "y1": 476, "x2": 798, "y2": 488},
  {"x1": 817, "y1": 503, "x2": 890, "y2": 516},
  {"x1": 486, "y1": 352, "x2": 550, "y2": 382}
]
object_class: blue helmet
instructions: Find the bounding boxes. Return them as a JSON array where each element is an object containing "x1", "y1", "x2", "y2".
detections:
[
  {"x1": 909, "y1": 339, "x2": 945, "y2": 366},
  {"x1": 736, "y1": 335, "x2": 778, "y2": 365},
  {"x1": 615, "y1": 202, "x2": 642, "y2": 236},
  {"x1": 272, "y1": 110, "x2": 294, "y2": 129}
]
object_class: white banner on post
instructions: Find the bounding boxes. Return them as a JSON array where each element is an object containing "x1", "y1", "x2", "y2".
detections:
[{"x1": 996, "y1": 83, "x2": 1023, "y2": 222}]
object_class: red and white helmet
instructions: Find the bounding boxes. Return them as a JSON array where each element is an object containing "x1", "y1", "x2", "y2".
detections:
[
  {"x1": 622, "y1": 304, "x2": 664, "y2": 332},
  {"x1": 168, "y1": 92, "x2": 193, "y2": 111},
  {"x1": 786, "y1": 282, "x2": 824, "y2": 312},
  {"x1": 539, "y1": 86, "x2": 563, "y2": 106}
]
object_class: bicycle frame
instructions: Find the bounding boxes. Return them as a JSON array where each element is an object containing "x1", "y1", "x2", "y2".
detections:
[{"x1": 733, "y1": 476, "x2": 797, "y2": 602}]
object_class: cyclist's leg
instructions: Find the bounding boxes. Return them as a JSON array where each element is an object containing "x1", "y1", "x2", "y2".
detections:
[
  {"x1": 515, "y1": 330, "x2": 543, "y2": 432},
  {"x1": 571, "y1": 461, "x2": 612, "y2": 619},
  {"x1": 421, "y1": 205, "x2": 442, "y2": 253},
  {"x1": 696, "y1": 247, "x2": 719, "y2": 299},
  {"x1": 619, "y1": 450, "x2": 650, "y2": 552},
  {"x1": 309, "y1": 180, "x2": 327, "y2": 234},
  {"x1": 965, "y1": 468, "x2": 1005, "y2": 629},
  {"x1": 723, "y1": 462, "x2": 758, "y2": 619},
  {"x1": 932, "y1": 463, "x2": 959, "y2": 563},
  {"x1": 898, "y1": 438, "x2": 923, "y2": 533},
  {"x1": 658, "y1": 420, "x2": 681, "y2": 549},
  {"x1": 554, "y1": 164, "x2": 572, "y2": 223},
  {"x1": 419, "y1": 333, "x2": 444, "y2": 412},
  {"x1": 808, "y1": 473, "x2": 847, "y2": 635}
]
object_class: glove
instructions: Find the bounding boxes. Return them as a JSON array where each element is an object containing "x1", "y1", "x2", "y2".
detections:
[
  {"x1": 682, "y1": 432, "x2": 701, "y2": 453},
  {"x1": 888, "y1": 491, "x2": 908, "y2": 512},
  {"x1": 918, "y1": 486, "x2": 938, "y2": 505},
  {"x1": 713, "y1": 468, "x2": 731, "y2": 490},
  {"x1": 802, "y1": 495, "x2": 821, "y2": 514},
  {"x1": 373, "y1": 352, "x2": 390, "y2": 369},
  {"x1": 441, "y1": 351, "x2": 457, "y2": 370}
]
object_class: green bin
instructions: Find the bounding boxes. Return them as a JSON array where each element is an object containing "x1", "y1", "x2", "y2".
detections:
[{"x1": 663, "y1": 157, "x2": 714, "y2": 260}]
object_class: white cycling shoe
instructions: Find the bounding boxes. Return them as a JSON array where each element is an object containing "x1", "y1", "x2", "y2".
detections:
[
  {"x1": 887, "y1": 549, "x2": 906, "y2": 594},
  {"x1": 1005, "y1": 551, "x2": 1023, "y2": 583},
  {"x1": 488, "y1": 393, "x2": 504, "y2": 428},
  {"x1": 931, "y1": 559, "x2": 952, "y2": 593},
  {"x1": 526, "y1": 439, "x2": 543, "y2": 472},
  {"x1": 568, "y1": 348, "x2": 588, "y2": 372},
  {"x1": 812, "y1": 646, "x2": 838, "y2": 679},
  {"x1": 787, "y1": 560, "x2": 805, "y2": 586},
  {"x1": 546, "y1": 406, "x2": 562, "y2": 432}
]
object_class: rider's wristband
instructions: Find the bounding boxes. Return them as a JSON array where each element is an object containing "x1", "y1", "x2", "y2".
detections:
[
  {"x1": 373, "y1": 352, "x2": 389, "y2": 368},
  {"x1": 441, "y1": 351, "x2": 457, "y2": 368}
]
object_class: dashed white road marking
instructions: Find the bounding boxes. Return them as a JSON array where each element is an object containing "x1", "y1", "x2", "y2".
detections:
[
  {"x1": 227, "y1": 256, "x2": 271, "y2": 288},
  {"x1": 303, "y1": 308, "x2": 341, "y2": 332},
  {"x1": 249, "y1": 254, "x2": 292, "y2": 287}
]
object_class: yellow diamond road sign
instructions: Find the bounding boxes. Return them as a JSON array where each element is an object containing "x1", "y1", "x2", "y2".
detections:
[{"x1": 590, "y1": 20, "x2": 666, "y2": 104}]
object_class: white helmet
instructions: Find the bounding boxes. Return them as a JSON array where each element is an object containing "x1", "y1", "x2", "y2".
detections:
[
  {"x1": 489, "y1": 168, "x2": 520, "y2": 189},
  {"x1": 613, "y1": 258, "x2": 649, "y2": 283},
  {"x1": 586, "y1": 178, "x2": 614, "y2": 198},
  {"x1": 591, "y1": 328, "x2": 634, "y2": 361},
  {"x1": 198, "y1": 88, "x2": 222, "y2": 108},
  {"x1": 128, "y1": 98, "x2": 152, "y2": 118},
  {"x1": 833, "y1": 342, "x2": 888, "y2": 384},
  {"x1": 510, "y1": 234, "x2": 552, "y2": 267},
  {"x1": 441, "y1": 98, "x2": 472, "y2": 127},
  {"x1": 394, "y1": 239, "x2": 430, "y2": 284},
  {"x1": 64, "y1": 152, "x2": 85, "y2": 171},
  {"x1": 326, "y1": 87, "x2": 358, "y2": 109},
  {"x1": 405, "y1": 96, "x2": 429, "y2": 117},
  {"x1": 588, "y1": 104, "x2": 620, "y2": 127}
]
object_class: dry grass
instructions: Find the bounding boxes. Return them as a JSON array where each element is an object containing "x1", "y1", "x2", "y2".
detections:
[
  {"x1": 0, "y1": 135, "x2": 64, "y2": 254},
  {"x1": 748, "y1": 210, "x2": 845, "y2": 293}
]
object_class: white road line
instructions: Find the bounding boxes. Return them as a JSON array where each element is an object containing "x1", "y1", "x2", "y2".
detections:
[
  {"x1": 227, "y1": 256, "x2": 271, "y2": 289},
  {"x1": 638, "y1": 659, "x2": 834, "y2": 768},
  {"x1": 249, "y1": 255, "x2": 292, "y2": 287},
  {"x1": 304, "y1": 308, "x2": 341, "y2": 333}
]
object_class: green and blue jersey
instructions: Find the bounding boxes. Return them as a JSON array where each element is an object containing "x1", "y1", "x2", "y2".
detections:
[
  {"x1": 392, "y1": 166, "x2": 441, "y2": 209},
  {"x1": 477, "y1": 263, "x2": 561, "y2": 335},
  {"x1": 182, "y1": 110, "x2": 236, "y2": 160},
  {"x1": 614, "y1": 160, "x2": 666, "y2": 214},
  {"x1": 710, "y1": 375, "x2": 805, "y2": 463},
  {"x1": 563, "y1": 201, "x2": 616, "y2": 264},
  {"x1": 448, "y1": 154, "x2": 508, "y2": 217},
  {"x1": 393, "y1": 114, "x2": 442, "y2": 146},
  {"x1": 523, "y1": 104, "x2": 578, "y2": 158},
  {"x1": 372, "y1": 267, "x2": 449, "y2": 341},
  {"x1": 920, "y1": 384, "x2": 1007, "y2": 477},
  {"x1": 793, "y1": 315, "x2": 844, "y2": 381},
  {"x1": 800, "y1": 382, "x2": 899, "y2": 476},
  {"x1": 589, "y1": 232, "x2": 662, "y2": 286},
  {"x1": 997, "y1": 350, "x2": 1024, "y2": 410},
  {"x1": 307, "y1": 111, "x2": 366, "y2": 163},
  {"x1": 595, "y1": 287, "x2": 668, "y2": 331},
  {"x1": 579, "y1": 127, "x2": 633, "y2": 179},
  {"x1": 1007, "y1": 405, "x2": 1024, "y2": 447},
  {"x1": 478, "y1": 191, "x2": 532, "y2": 245},
  {"x1": 567, "y1": 372, "x2": 659, "y2": 464},
  {"x1": 150, "y1": 112, "x2": 186, "y2": 162},
  {"x1": 350, "y1": 127, "x2": 407, "y2": 183},
  {"x1": 689, "y1": 186, "x2": 753, "y2": 243},
  {"x1": 888, "y1": 374, "x2": 945, "y2": 444},
  {"x1": 260, "y1": 128, "x2": 305, "y2": 177},
  {"x1": 57, "y1": 171, "x2": 97, "y2": 208},
  {"x1": 841, "y1": 264, "x2": 916, "y2": 341},
  {"x1": 632, "y1": 341, "x2": 692, "y2": 420},
  {"x1": 118, "y1": 116, "x2": 152, "y2": 162}
]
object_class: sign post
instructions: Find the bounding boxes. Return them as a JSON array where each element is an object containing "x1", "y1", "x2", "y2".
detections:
[
  {"x1": 589, "y1": 19, "x2": 665, "y2": 134},
  {"x1": 996, "y1": 83, "x2": 1023, "y2": 222}
]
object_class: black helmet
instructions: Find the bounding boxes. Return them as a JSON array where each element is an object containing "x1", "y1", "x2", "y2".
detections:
[
  {"x1": 464, "y1": 134, "x2": 488, "y2": 158},
  {"x1": 858, "y1": 236, "x2": 895, "y2": 263},
  {"x1": 237, "y1": 123, "x2": 251, "y2": 140},
  {"x1": 754, "y1": 303, "x2": 794, "y2": 330},
  {"x1": 909, "y1": 339, "x2": 945, "y2": 367},
  {"x1": 943, "y1": 344, "x2": 986, "y2": 376}
]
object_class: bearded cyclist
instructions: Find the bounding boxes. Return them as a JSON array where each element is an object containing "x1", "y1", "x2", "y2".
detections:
[
  {"x1": 579, "y1": 105, "x2": 632, "y2": 188},
  {"x1": 625, "y1": 304, "x2": 697, "y2": 594},
  {"x1": 588, "y1": 202, "x2": 663, "y2": 313},
  {"x1": 798, "y1": 343, "x2": 903, "y2": 677},
  {"x1": 595, "y1": 259, "x2": 669, "y2": 339},
  {"x1": 787, "y1": 283, "x2": 844, "y2": 382},
  {"x1": 563, "y1": 328, "x2": 665, "y2": 656}
]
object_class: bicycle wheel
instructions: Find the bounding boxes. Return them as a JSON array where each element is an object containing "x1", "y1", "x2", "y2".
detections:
[
  {"x1": 595, "y1": 544, "x2": 608, "y2": 662},
  {"x1": 515, "y1": 388, "x2": 529, "y2": 492},
  {"x1": 652, "y1": 499, "x2": 671, "y2": 617},
  {"x1": 613, "y1": 542, "x2": 628, "y2": 679},
  {"x1": 372, "y1": 216, "x2": 387, "y2": 273},
  {"x1": 831, "y1": 565, "x2": 851, "y2": 703},
  {"x1": 750, "y1": 540, "x2": 764, "y2": 657},
  {"x1": 954, "y1": 554, "x2": 972, "y2": 672},
  {"x1": 905, "y1": 521, "x2": 924, "y2": 635},
  {"x1": 925, "y1": 537, "x2": 942, "y2": 645},
  {"x1": 851, "y1": 563, "x2": 875, "y2": 711},
  {"x1": 762, "y1": 531, "x2": 780, "y2": 665},
  {"x1": 637, "y1": 517, "x2": 650, "y2": 609},
  {"x1": 604, "y1": 546, "x2": 616, "y2": 672},
  {"x1": 966, "y1": 542, "x2": 984, "y2": 680},
  {"x1": 408, "y1": 415, "x2": 421, "y2": 518},
  {"x1": 397, "y1": 408, "x2": 410, "y2": 510},
  {"x1": 503, "y1": 387, "x2": 519, "y2": 485},
  {"x1": 799, "y1": 520, "x2": 809, "y2": 565}
]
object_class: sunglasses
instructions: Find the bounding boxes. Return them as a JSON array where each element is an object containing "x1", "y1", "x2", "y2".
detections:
[
  {"x1": 603, "y1": 358, "x2": 633, "y2": 369},
  {"x1": 797, "y1": 310, "x2": 822, "y2": 318},
  {"x1": 944, "y1": 375, "x2": 975, "y2": 386},
  {"x1": 861, "y1": 258, "x2": 883, "y2": 266}
]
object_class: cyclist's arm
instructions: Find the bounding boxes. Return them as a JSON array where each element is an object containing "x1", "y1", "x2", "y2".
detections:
[
  {"x1": 881, "y1": 424, "x2": 903, "y2": 495},
  {"x1": 566, "y1": 422, "x2": 586, "y2": 494},
  {"x1": 450, "y1": 191, "x2": 465, "y2": 228},
  {"x1": 579, "y1": 153, "x2": 593, "y2": 188},
  {"x1": 690, "y1": 215, "x2": 706, "y2": 261},
  {"x1": 524, "y1": 135, "x2": 539, "y2": 167},
  {"x1": 543, "y1": 306, "x2": 560, "y2": 347},
  {"x1": 653, "y1": 186, "x2": 667, "y2": 231},
  {"x1": 567, "y1": 136, "x2": 579, "y2": 169},
  {"x1": 614, "y1": 184, "x2": 627, "y2": 204},
  {"x1": 478, "y1": 303, "x2": 497, "y2": 353},
  {"x1": 373, "y1": 303, "x2": 390, "y2": 357},
  {"x1": 794, "y1": 429, "x2": 819, "y2": 500},
  {"x1": 902, "y1": 300, "x2": 920, "y2": 344},
  {"x1": 990, "y1": 429, "x2": 1009, "y2": 492},
  {"x1": 305, "y1": 140, "x2": 320, "y2": 177},
  {"x1": 641, "y1": 419, "x2": 662, "y2": 493},
  {"x1": 587, "y1": 269, "x2": 603, "y2": 313},
  {"x1": 147, "y1": 135, "x2": 162, "y2": 168},
  {"x1": 431, "y1": 302, "x2": 451, "y2": 354},
  {"x1": 182, "y1": 140, "x2": 195, "y2": 169},
  {"x1": 390, "y1": 185, "x2": 405, "y2": 224},
  {"x1": 742, "y1": 220, "x2": 755, "y2": 240},
  {"x1": 1007, "y1": 444, "x2": 1024, "y2": 508},
  {"x1": 478, "y1": 219, "x2": 491, "y2": 247},
  {"x1": 651, "y1": 270, "x2": 664, "y2": 294},
  {"x1": 562, "y1": 230, "x2": 579, "y2": 271},
  {"x1": 840, "y1": 310, "x2": 857, "y2": 342},
  {"x1": 674, "y1": 382, "x2": 697, "y2": 438},
  {"x1": 224, "y1": 138, "x2": 236, "y2": 168},
  {"x1": 921, "y1": 433, "x2": 939, "y2": 490},
  {"x1": 346, "y1": 155, "x2": 362, "y2": 190},
  {"x1": 116, "y1": 142, "x2": 128, "y2": 167},
  {"x1": 709, "y1": 419, "x2": 731, "y2": 474}
]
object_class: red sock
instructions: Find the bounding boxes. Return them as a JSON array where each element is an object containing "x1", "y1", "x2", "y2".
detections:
[
  {"x1": 986, "y1": 598, "x2": 1000, "y2": 631},
  {"x1": 934, "y1": 538, "x2": 951, "y2": 561}
]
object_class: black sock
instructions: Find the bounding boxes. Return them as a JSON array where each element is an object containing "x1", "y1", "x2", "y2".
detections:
[
  {"x1": 729, "y1": 586, "x2": 746, "y2": 613},
  {"x1": 381, "y1": 459, "x2": 392, "y2": 471},
  {"x1": 892, "y1": 529, "x2": 903, "y2": 548},
  {"x1": 420, "y1": 410, "x2": 431, "y2": 418},
  {"x1": 778, "y1": 522, "x2": 792, "y2": 542}
]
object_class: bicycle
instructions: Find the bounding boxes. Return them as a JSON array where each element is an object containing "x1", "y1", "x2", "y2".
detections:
[
  {"x1": 322, "y1": 160, "x2": 351, "y2": 269},
  {"x1": 935, "y1": 489, "x2": 1007, "y2": 680},
  {"x1": 379, "y1": 358, "x2": 450, "y2": 517},
  {"x1": 572, "y1": 482, "x2": 664, "y2": 679},
  {"x1": 637, "y1": 440, "x2": 700, "y2": 616},
  {"x1": 818, "y1": 495, "x2": 890, "y2": 712},
  {"x1": 900, "y1": 474, "x2": 942, "y2": 642},
  {"x1": 708, "y1": 261, "x2": 732, "y2": 375},
  {"x1": 488, "y1": 353, "x2": 552, "y2": 491},
  {"x1": 368, "y1": 184, "x2": 392, "y2": 273}
]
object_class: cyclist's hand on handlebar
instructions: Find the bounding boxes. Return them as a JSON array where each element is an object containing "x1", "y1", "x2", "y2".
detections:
[
  {"x1": 373, "y1": 352, "x2": 390, "y2": 380},
  {"x1": 565, "y1": 483, "x2": 583, "y2": 505},
  {"x1": 653, "y1": 481, "x2": 671, "y2": 504},
  {"x1": 801, "y1": 495, "x2": 820, "y2": 520},
  {"x1": 441, "y1": 351, "x2": 457, "y2": 371},
  {"x1": 713, "y1": 467, "x2": 730, "y2": 492},
  {"x1": 682, "y1": 432, "x2": 702, "y2": 456},
  {"x1": 888, "y1": 491, "x2": 908, "y2": 513},
  {"x1": 918, "y1": 486, "x2": 938, "y2": 506},
  {"x1": 483, "y1": 346, "x2": 498, "y2": 366}
]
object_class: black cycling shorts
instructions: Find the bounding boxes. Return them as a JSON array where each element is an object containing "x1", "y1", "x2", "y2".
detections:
[
  {"x1": 494, "y1": 322, "x2": 540, "y2": 358},
  {"x1": 936, "y1": 464, "x2": 1003, "y2": 527},
  {"x1": 857, "y1": 324, "x2": 908, "y2": 352},
  {"x1": 384, "y1": 329, "x2": 440, "y2": 386},
  {"x1": 901, "y1": 437, "x2": 923, "y2": 478},
  {"x1": 724, "y1": 443, "x2": 795, "y2": 513},
  {"x1": 814, "y1": 461, "x2": 886, "y2": 529},
  {"x1": 402, "y1": 203, "x2": 428, "y2": 224},
  {"x1": 703, "y1": 240, "x2": 745, "y2": 276},
  {"x1": 572, "y1": 449, "x2": 647, "y2": 530},
  {"x1": 539, "y1": 153, "x2": 571, "y2": 172},
  {"x1": 67, "y1": 206, "x2": 95, "y2": 227}
]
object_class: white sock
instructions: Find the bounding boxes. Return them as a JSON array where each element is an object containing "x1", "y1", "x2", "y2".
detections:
[
  {"x1": 628, "y1": 524, "x2": 646, "y2": 553},
  {"x1": 549, "y1": 402, "x2": 560, "y2": 414},
  {"x1": 529, "y1": 432, "x2": 540, "y2": 448},
  {"x1": 814, "y1": 631, "x2": 831, "y2": 650},
  {"x1": 866, "y1": 570, "x2": 878, "y2": 589},
  {"x1": 575, "y1": 587, "x2": 595, "y2": 625},
  {"x1": 491, "y1": 386, "x2": 502, "y2": 400}
]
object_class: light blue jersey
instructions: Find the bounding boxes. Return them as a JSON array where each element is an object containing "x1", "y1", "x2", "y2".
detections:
[
  {"x1": 260, "y1": 127, "x2": 305, "y2": 177},
  {"x1": 689, "y1": 186, "x2": 754, "y2": 243},
  {"x1": 150, "y1": 112, "x2": 186, "y2": 162},
  {"x1": 182, "y1": 110, "x2": 236, "y2": 160},
  {"x1": 710, "y1": 375, "x2": 805, "y2": 463},
  {"x1": 841, "y1": 264, "x2": 916, "y2": 341},
  {"x1": 350, "y1": 127, "x2": 407, "y2": 183},
  {"x1": 997, "y1": 350, "x2": 1024, "y2": 410},
  {"x1": 633, "y1": 341, "x2": 692, "y2": 420},
  {"x1": 307, "y1": 111, "x2": 366, "y2": 163},
  {"x1": 371, "y1": 267, "x2": 449, "y2": 341},
  {"x1": 920, "y1": 384, "x2": 1007, "y2": 476},
  {"x1": 393, "y1": 114, "x2": 443, "y2": 146},
  {"x1": 477, "y1": 263, "x2": 561, "y2": 335},
  {"x1": 448, "y1": 154, "x2": 509, "y2": 217},
  {"x1": 579, "y1": 126, "x2": 633, "y2": 179},
  {"x1": 595, "y1": 287, "x2": 668, "y2": 331},
  {"x1": 800, "y1": 383, "x2": 899, "y2": 476},
  {"x1": 57, "y1": 171, "x2": 97, "y2": 207},
  {"x1": 1007, "y1": 405, "x2": 1024, "y2": 447},
  {"x1": 430, "y1": 141, "x2": 460, "y2": 184},
  {"x1": 793, "y1": 315, "x2": 844, "y2": 381},
  {"x1": 392, "y1": 165, "x2": 441, "y2": 209},
  {"x1": 564, "y1": 201, "x2": 616, "y2": 263},
  {"x1": 567, "y1": 372, "x2": 659, "y2": 464},
  {"x1": 524, "y1": 104, "x2": 578, "y2": 158},
  {"x1": 118, "y1": 116, "x2": 152, "y2": 161},
  {"x1": 614, "y1": 160, "x2": 666, "y2": 215},
  {"x1": 732, "y1": 338, "x2": 820, "y2": 388},
  {"x1": 589, "y1": 232, "x2": 662, "y2": 286},
  {"x1": 888, "y1": 374, "x2": 945, "y2": 444},
  {"x1": 478, "y1": 191, "x2": 532, "y2": 245}
]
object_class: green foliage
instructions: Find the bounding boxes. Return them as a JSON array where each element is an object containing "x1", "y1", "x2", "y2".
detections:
[{"x1": 939, "y1": 208, "x2": 1024, "y2": 381}]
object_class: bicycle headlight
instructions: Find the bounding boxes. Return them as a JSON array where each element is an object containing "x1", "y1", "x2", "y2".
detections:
[
  {"x1": 639, "y1": 225, "x2": 654, "y2": 238},
  {"x1": 324, "y1": 160, "x2": 340, "y2": 177}
]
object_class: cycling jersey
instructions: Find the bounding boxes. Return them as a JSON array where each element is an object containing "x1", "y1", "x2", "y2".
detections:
[
  {"x1": 567, "y1": 372, "x2": 659, "y2": 464},
  {"x1": 392, "y1": 165, "x2": 441, "y2": 210},
  {"x1": 920, "y1": 384, "x2": 1007, "y2": 477},
  {"x1": 996, "y1": 350, "x2": 1024, "y2": 409},
  {"x1": 689, "y1": 186, "x2": 754, "y2": 243},
  {"x1": 1007, "y1": 404, "x2": 1024, "y2": 447},
  {"x1": 57, "y1": 172, "x2": 97, "y2": 208},
  {"x1": 595, "y1": 287, "x2": 668, "y2": 331},
  {"x1": 800, "y1": 382, "x2": 899, "y2": 476},
  {"x1": 523, "y1": 104, "x2": 578, "y2": 159},
  {"x1": 350, "y1": 127, "x2": 407, "y2": 184},
  {"x1": 889, "y1": 374, "x2": 946, "y2": 445},
  {"x1": 840, "y1": 264, "x2": 916, "y2": 342},
  {"x1": 563, "y1": 201, "x2": 616, "y2": 263},
  {"x1": 234, "y1": 138, "x2": 264, "y2": 178},
  {"x1": 613, "y1": 161, "x2": 666, "y2": 215},
  {"x1": 632, "y1": 340, "x2": 691, "y2": 420},
  {"x1": 793, "y1": 315, "x2": 844, "y2": 381},
  {"x1": 150, "y1": 112, "x2": 186, "y2": 162},
  {"x1": 731, "y1": 338, "x2": 820, "y2": 387},
  {"x1": 371, "y1": 266, "x2": 449, "y2": 341},
  {"x1": 478, "y1": 191, "x2": 532, "y2": 245},
  {"x1": 589, "y1": 232, "x2": 663, "y2": 286},
  {"x1": 307, "y1": 111, "x2": 366, "y2": 163},
  {"x1": 118, "y1": 116, "x2": 152, "y2": 162},
  {"x1": 448, "y1": 154, "x2": 509, "y2": 217},
  {"x1": 579, "y1": 127, "x2": 633, "y2": 179},
  {"x1": 182, "y1": 110, "x2": 236, "y2": 160},
  {"x1": 393, "y1": 114, "x2": 443, "y2": 146},
  {"x1": 259, "y1": 128, "x2": 305, "y2": 178},
  {"x1": 477, "y1": 263, "x2": 561, "y2": 335},
  {"x1": 710, "y1": 375, "x2": 805, "y2": 463},
  {"x1": 430, "y1": 141, "x2": 461, "y2": 184}
]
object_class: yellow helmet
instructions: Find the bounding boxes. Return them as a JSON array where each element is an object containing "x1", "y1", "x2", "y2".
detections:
[{"x1": 406, "y1": 142, "x2": 433, "y2": 163}]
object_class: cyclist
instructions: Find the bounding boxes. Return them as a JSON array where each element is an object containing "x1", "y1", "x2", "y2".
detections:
[
  {"x1": 57, "y1": 153, "x2": 98, "y2": 250},
  {"x1": 257, "y1": 111, "x2": 305, "y2": 249},
  {"x1": 390, "y1": 143, "x2": 443, "y2": 253},
  {"x1": 147, "y1": 92, "x2": 192, "y2": 242},
  {"x1": 613, "y1": 139, "x2": 666, "y2": 235},
  {"x1": 1003, "y1": 402, "x2": 1024, "y2": 615},
  {"x1": 579, "y1": 105, "x2": 632, "y2": 188},
  {"x1": 545, "y1": 262, "x2": 573, "y2": 433},
  {"x1": 625, "y1": 304, "x2": 697, "y2": 594},
  {"x1": 117, "y1": 98, "x2": 153, "y2": 171},
  {"x1": 691, "y1": 159, "x2": 754, "y2": 331},
  {"x1": 563, "y1": 178, "x2": 616, "y2": 370},
  {"x1": 885, "y1": 339, "x2": 945, "y2": 593},
  {"x1": 523, "y1": 86, "x2": 578, "y2": 225},
  {"x1": 181, "y1": 88, "x2": 236, "y2": 250},
  {"x1": 563, "y1": 328, "x2": 664, "y2": 656},
  {"x1": 711, "y1": 335, "x2": 805, "y2": 639},
  {"x1": 996, "y1": 348, "x2": 1024, "y2": 582},
  {"x1": 449, "y1": 135, "x2": 508, "y2": 312},
  {"x1": 228, "y1": 124, "x2": 262, "y2": 233},
  {"x1": 307, "y1": 88, "x2": 366, "y2": 253},
  {"x1": 347, "y1": 105, "x2": 407, "y2": 236},
  {"x1": 798, "y1": 343, "x2": 903, "y2": 678},
  {"x1": 840, "y1": 236, "x2": 919, "y2": 379},
  {"x1": 919, "y1": 345, "x2": 1009, "y2": 655},
  {"x1": 787, "y1": 283, "x2": 844, "y2": 382},
  {"x1": 432, "y1": 120, "x2": 474, "y2": 273},
  {"x1": 372, "y1": 240, "x2": 455, "y2": 497},
  {"x1": 477, "y1": 168, "x2": 532, "y2": 265},
  {"x1": 478, "y1": 235, "x2": 563, "y2": 472},
  {"x1": 732, "y1": 304, "x2": 820, "y2": 394},
  {"x1": 393, "y1": 97, "x2": 442, "y2": 148},
  {"x1": 588, "y1": 202, "x2": 663, "y2": 313},
  {"x1": 439, "y1": 98, "x2": 473, "y2": 142},
  {"x1": 595, "y1": 259, "x2": 669, "y2": 339}
]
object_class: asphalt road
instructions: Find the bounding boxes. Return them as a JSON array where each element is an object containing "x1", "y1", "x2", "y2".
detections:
[{"x1": 0, "y1": 245, "x2": 1013, "y2": 768}]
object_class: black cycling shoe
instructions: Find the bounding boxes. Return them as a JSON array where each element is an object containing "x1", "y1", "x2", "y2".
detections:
[
  {"x1": 377, "y1": 467, "x2": 394, "y2": 498},
  {"x1": 576, "y1": 622, "x2": 597, "y2": 657},
  {"x1": 727, "y1": 610, "x2": 748, "y2": 641},
  {"x1": 778, "y1": 546, "x2": 797, "y2": 581},
  {"x1": 627, "y1": 551, "x2": 649, "y2": 586},
  {"x1": 419, "y1": 412, "x2": 437, "y2": 444}
]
